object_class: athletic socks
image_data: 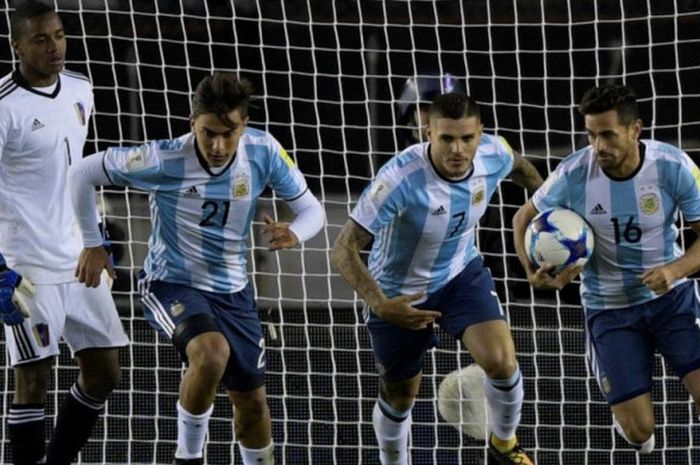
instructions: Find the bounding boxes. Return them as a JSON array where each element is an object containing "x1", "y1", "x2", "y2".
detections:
[
  {"x1": 46, "y1": 383, "x2": 104, "y2": 465},
  {"x1": 240, "y1": 442, "x2": 274, "y2": 465},
  {"x1": 175, "y1": 401, "x2": 213, "y2": 460},
  {"x1": 484, "y1": 367, "x2": 524, "y2": 442},
  {"x1": 8, "y1": 403, "x2": 46, "y2": 465},
  {"x1": 372, "y1": 396, "x2": 412, "y2": 465}
]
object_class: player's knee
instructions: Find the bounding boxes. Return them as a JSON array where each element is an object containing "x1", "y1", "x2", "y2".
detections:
[
  {"x1": 616, "y1": 414, "x2": 655, "y2": 447},
  {"x1": 186, "y1": 332, "x2": 230, "y2": 379},
  {"x1": 624, "y1": 422, "x2": 655, "y2": 446},
  {"x1": 81, "y1": 363, "x2": 121, "y2": 399},
  {"x1": 480, "y1": 353, "x2": 518, "y2": 380},
  {"x1": 14, "y1": 360, "x2": 51, "y2": 402},
  {"x1": 380, "y1": 379, "x2": 420, "y2": 411}
]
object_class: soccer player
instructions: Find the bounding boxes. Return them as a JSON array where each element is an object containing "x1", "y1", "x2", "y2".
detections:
[
  {"x1": 69, "y1": 72, "x2": 325, "y2": 465},
  {"x1": 332, "y1": 92, "x2": 542, "y2": 465},
  {"x1": 0, "y1": 2, "x2": 128, "y2": 464},
  {"x1": 512, "y1": 84, "x2": 700, "y2": 454}
]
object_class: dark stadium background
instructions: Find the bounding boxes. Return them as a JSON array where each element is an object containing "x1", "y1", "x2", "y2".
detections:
[{"x1": 0, "y1": 1, "x2": 699, "y2": 464}]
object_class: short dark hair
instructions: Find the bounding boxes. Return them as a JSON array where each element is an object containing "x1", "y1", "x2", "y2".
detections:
[
  {"x1": 191, "y1": 73, "x2": 255, "y2": 127},
  {"x1": 429, "y1": 92, "x2": 481, "y2": 121},
  {"x1": 11, "y1": 0, "x2": 56, "y2": 40},
  {"x1": 578, "y1": 84, "x2": 639, "y2": 125}
]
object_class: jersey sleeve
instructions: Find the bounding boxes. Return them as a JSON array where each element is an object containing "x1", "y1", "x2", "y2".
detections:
[
  {"x1": 267, "y1": 137, "x2": 309, "y2": 200},
  {"x1": 675, "y1": 152, "x2": 700, "y2": 222},
  {"x1": 495, "y1": 135, "x2": 515, "y2": 180},
  {"x1": 531, "y1": 164, "x2": 570, "y2": 212},
  {"x1": 350, "y1": 164, "x2": 405, "y2": 235},
  {"x1": 101, "y1": 141, "x2": 164, "y2": 190}
]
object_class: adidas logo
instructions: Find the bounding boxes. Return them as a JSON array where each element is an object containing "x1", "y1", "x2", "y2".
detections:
[
  {"x1": 432, "y1": 205, "x2": 447, "y2": 215},
  {"x1": 183, "y1": 186, "x2": 200, "y2": 197},
  {"x1": 589, "y1": 203, "x2": 607, "y2": 215},
  {"x1": 31, "y1": 118, "x2": 44, "y2": 131}
]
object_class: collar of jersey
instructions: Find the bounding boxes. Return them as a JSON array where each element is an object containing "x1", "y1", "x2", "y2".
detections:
[
  {"x1": 13, "y1": 70, "x2": 61, "y2": 99},
  {"x1": 425, "y1": 143, "x2": 474, "y2": 183},
  {"x1": 193, "y1": 135, "x2": 236, "y2": 177},
  {"x1": 600, "y1": 142, "x2": 646, "y2": 182}
]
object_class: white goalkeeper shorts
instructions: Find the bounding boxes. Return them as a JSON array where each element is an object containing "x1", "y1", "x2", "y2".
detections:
[{"x1": 4, "y1": 280, "x2": 128, "y2": 366}]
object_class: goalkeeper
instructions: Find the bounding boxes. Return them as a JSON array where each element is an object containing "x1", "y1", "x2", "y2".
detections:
[
  {"x1": 69, "y1": 72, "x2": 324, "y2": 465},
  {"x1": 513, "y1": 84, "x2": 700, "y2": 455},
  {"x1": 332, "y1": 92, "x2": 542, "y2": 465},
  {"x1": 0, "y1": 2, "x2": 128, "y2": 465}
]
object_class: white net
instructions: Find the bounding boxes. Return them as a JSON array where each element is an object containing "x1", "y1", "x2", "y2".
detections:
[{"x1": 1, "y1": 1, "x2": 699, "y2": 464}]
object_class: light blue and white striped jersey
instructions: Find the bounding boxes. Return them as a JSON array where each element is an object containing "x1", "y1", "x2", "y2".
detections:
[
  {"x1": 533, "y1": 140, "x2": 700, "y2": 311},
  {"x1": 351, "y1": 134, "x2": 514, "y2": 299},
  {"x1": 102, "y1": 127, "x2": 309, "y2": 293}
]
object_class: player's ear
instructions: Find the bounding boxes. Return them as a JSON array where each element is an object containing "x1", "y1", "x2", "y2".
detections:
[
  {"x1": 189, "y1": 115, "x2": 196, "y2": 131},
  {"x1": 631, "y1": 118, "x2": 642, "y2": 140}
]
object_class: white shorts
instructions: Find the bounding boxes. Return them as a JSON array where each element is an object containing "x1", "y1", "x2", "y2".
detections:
[{"x1": 4, "y1": 281, "x2": 128, "y2": 366}]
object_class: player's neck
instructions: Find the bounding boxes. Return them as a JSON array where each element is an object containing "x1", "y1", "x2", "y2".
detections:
[
  {"x1": 18, "y1": 64, "x2": 59, "y2": 88},
  {"x1": 602, "y1": 145, "x2": 641, "y2": 179}
]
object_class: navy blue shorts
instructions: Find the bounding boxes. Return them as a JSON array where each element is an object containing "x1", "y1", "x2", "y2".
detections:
[
  {"x1": 586, "y1": 281, "x2": 700, "y2": 405},
  {"x1": 366, "y1": 257, "x2": 506, "y2": 382},
  {"x1": 139, "y1": 279, "x2": 266, "y2": 392}
]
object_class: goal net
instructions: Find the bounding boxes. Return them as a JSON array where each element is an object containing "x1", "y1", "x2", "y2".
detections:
[{"x1": 1, "y1": 1, "x2": 700, "y2": 464}]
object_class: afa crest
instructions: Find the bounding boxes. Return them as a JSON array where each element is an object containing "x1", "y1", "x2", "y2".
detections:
[
  {"x1": 639, "y1": 193, "x2": 659, "y2": 215},
  {"x1": 472, "y1": 186, "x2": 485, "y2": 205},
  {"x1": 233, "y1": 174, "x2": 250, "y2": 198}
]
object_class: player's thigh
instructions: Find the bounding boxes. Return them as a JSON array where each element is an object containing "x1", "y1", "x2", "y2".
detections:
[
  {"x1": 139, "y1": 279, "x2": 218, "y2": 355},
  {"x1": 13, "y1": 357, "x2": 53, "y2": 402},
  {"x1": 652, "y1": 281, "x2": 700, "y2": 380},
  {"x1": 433, "y1": 257, "x2": 506, "y2": 340},
  {"x1": 211, "y1": 284, "x2": 267, "y2": 392},
  {"x1": 461, "y1": 320, "x2": 517, "y2": 378},
  {"x1": 682, "y1": 367, "x2": 700, "y2": 410},
  {"x1": 587, "y1": 308, "x2": 654, "y2": 405},
  {"x1": 62, "y1": 280, "x2": 128, "y2": 355},
  {"x1": 4, "y1": 283, "x2": 67, "y2": 366},
  {"x1": 366, "y1": 305, "x2": 435, "y2": 384}
]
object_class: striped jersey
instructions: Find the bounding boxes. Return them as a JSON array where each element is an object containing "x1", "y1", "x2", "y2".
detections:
[
  {"x1": 102, "y1": 127, "x2": 309, "y2": 293},
  {"x1": 0, "y1": 70, "x2": 93, "y2": 284},
  {"x1": 532, "y1": 140, "x2": 700, "y2": 311},
  {"x1": 351, "y1": 134, "x2": 514, "y2": 299}
]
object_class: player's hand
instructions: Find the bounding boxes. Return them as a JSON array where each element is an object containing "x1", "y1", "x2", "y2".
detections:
[
  {"x1": 528, "y1": 263, "x2": 582, "y2": 290},
  {"x1": 263, "y1": 214, "x2": 300, "y2": 251},
  {"x1": 76, "y1": 246, "x2": 115, "y2": 288},
  {"x1": 640, "y1": 266, "x2": 675, "y2": 294},
  {"x1": 0, "y1": 266, "x2": 35, "y2": 325},
  {"x1": 373, "y1": 292, "x2": 442, "y2": 330}
]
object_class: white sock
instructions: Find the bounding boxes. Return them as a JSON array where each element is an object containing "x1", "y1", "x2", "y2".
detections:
[
  {"x1": 175, "y1": 401, "x2": 213, "y2": 459},
  {"x1": 484, "y1": 367, "x2": 523, "y2": 441},
  {"x1": 240, "y1": 442, "x2": 274, "y2": 465},
  {"x1": 613, "y1": 415, "x2": 655, "y2": 454},
  {"x1": 372, "y1": 397, "x2": 412, "y2": 465}
]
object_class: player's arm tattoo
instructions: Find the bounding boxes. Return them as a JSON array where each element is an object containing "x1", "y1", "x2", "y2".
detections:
[
  {"x1": 331, "y1": 219, "x2": 387, "y2": 308},
  {"x1": 510, "y1": 150, "x2": 544, "y2": 192}
]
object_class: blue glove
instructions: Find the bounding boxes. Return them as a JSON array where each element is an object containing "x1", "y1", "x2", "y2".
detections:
[{"x1": 0, "y1": 267, "x2": 29, "y2": 326}]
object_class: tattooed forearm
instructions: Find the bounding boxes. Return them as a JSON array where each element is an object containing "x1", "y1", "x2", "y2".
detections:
[
  {"x1": 331, "y1": 220, "x2": 387, "y2": 308},
  {"x1": 511, "y1": 151, "x2": 544, "y2": 192}
]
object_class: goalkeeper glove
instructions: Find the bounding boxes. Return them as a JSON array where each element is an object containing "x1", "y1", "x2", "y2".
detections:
[{"x1": 0, "y1": 265, "x2": 36, "y2": 326}]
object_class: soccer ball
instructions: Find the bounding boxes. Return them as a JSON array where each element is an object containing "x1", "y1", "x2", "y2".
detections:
[
  {"x1": 437, "y1": 364, "x2": 491, "y2": 440},
  {"x1": 524, "y1": 208, "x2": 594, "y2": 273}
]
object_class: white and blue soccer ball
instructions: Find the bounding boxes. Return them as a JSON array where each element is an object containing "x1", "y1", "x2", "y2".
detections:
[{"x1": 524, "y1": 208, "x2": 594, "y2": 273}]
